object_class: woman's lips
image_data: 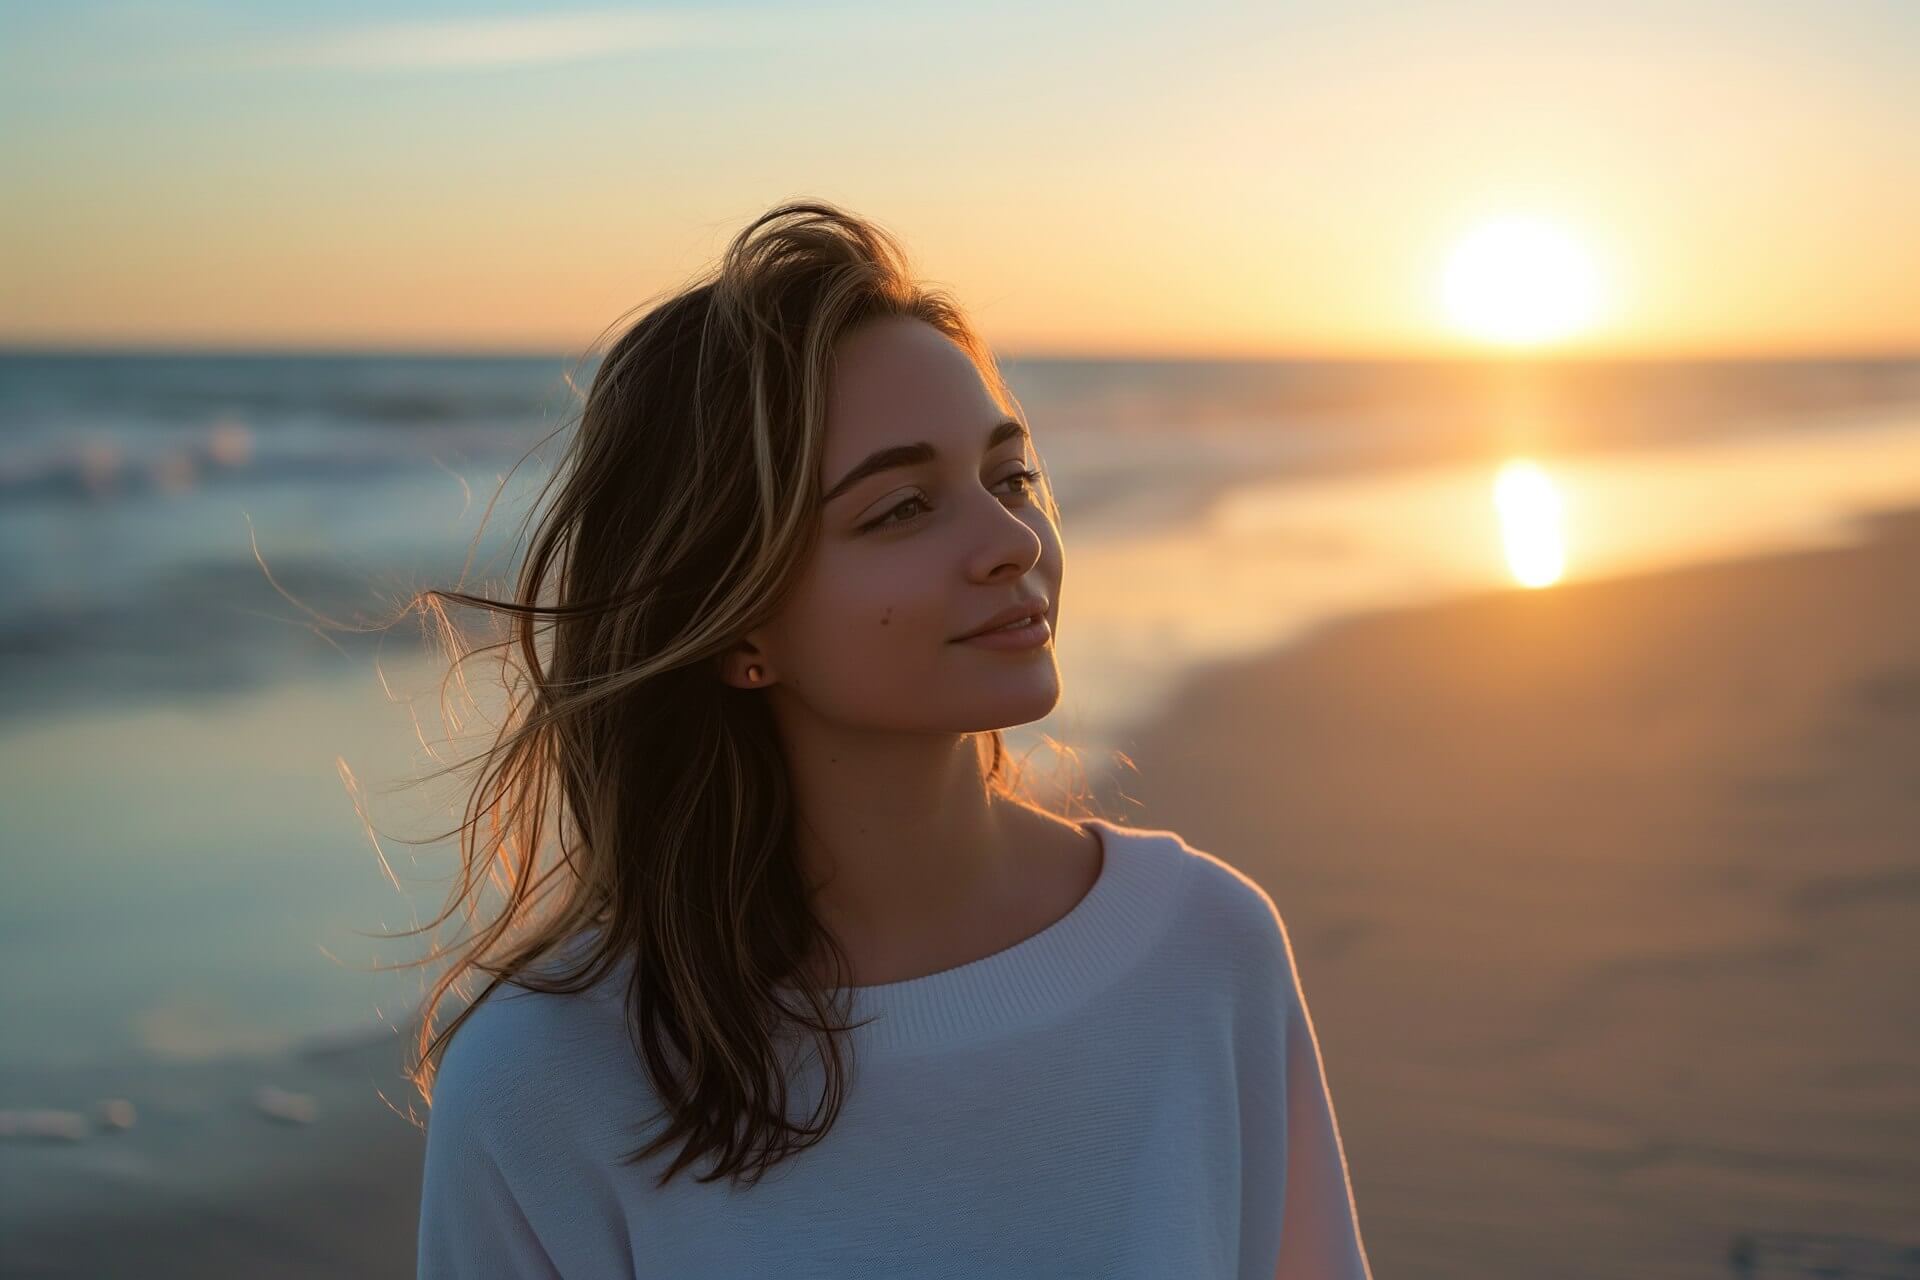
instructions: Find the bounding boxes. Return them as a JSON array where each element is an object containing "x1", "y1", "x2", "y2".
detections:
[{"x1": 952, "y1": 614, "x2": 1051, "y2": 649}]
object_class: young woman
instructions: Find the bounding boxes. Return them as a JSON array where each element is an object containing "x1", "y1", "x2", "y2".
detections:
[{"x1": 410, "y1": 200, "x2": 1372, "y2": 1278}]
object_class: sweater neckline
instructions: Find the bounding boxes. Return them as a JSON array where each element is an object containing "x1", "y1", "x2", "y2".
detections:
[
  {"x1": 777, "y1": 816, "x2": 1189, "y2": 1055},
  {"x1": 546, "y1": 818, "x2": 1192, "y2": 1057}
]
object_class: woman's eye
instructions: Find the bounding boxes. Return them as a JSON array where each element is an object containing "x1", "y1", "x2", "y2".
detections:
[
  {"x1": 863, "y1": 494, "x2": 931, "y2": 532},
  {"x1": 1003, "y1": 466, "x2": 1044, "y2": 498},
  {"x1": 858, "y1": 467, "x2": 1044, "y2": 534}
]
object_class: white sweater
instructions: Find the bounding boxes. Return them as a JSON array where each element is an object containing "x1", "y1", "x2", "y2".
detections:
[{"x1": 416, "y1": 817, "x2": 1373, "y2": 1278}]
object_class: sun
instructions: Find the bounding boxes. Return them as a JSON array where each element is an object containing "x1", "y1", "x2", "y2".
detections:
[{"x1": 1441, "y1": 215, "x2": 1601, "y2": 347}]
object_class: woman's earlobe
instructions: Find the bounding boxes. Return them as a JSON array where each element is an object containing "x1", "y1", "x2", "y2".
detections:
[{"x1": 719, "y1": 648, "x2": 771, "y2": 688}]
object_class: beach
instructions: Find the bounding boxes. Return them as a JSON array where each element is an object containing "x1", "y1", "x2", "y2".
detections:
[
  {"x1": 7, "y1": 503, "x2": 1918, "y2": 1278},
  {"x1": 1111, "y1": 502, "x2": 1920, "y2": 1277},
  {"x1": 8, "y1": 0, "x2": 1918, "y2": 1269}
]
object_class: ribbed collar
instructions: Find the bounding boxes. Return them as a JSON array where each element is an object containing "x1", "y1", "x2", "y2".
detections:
[
  {"x1": 537, "y1": 818, "x2": 1195, "y2": 1058},
  {"x1": 779, "y1": 817, "x2": 1193, "y2": 1056}
]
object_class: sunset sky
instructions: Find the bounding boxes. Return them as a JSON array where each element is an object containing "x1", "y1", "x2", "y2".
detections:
[{"x1": 3, "y1": 0, "x2": 1915, "y2": 358}]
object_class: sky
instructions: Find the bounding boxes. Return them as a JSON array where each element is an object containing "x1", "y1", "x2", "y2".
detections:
[{"x1": 2, "y1": 0, "x2": 1916, "y2": 358}]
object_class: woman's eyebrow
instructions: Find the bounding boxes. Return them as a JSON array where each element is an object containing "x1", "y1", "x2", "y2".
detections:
[{"x1": 821, "y1": 418, "x2": 1028, "y2": 504}]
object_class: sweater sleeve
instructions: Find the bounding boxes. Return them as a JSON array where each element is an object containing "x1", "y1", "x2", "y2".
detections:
[
  {"x1": 416, "y1": 1061, "x2": 565, "y2": 1279},
  {"x1": 1273, "y1": 916, "x2": 1374, "y2": 1280}
]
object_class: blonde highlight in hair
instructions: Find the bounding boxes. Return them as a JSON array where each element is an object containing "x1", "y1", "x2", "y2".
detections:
[{"x1": 343, "y1": 200, "x2": 1097, "y2": 1190}]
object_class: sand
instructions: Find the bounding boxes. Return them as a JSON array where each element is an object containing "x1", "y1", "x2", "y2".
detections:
[
  {"x1": 8, "y1": 505, "x2": 1918, "y2": 1278},
  {"x1": 1, "y1": 1029, "x2": 429, "y2": 1277},
  {"x1": 1105, "y1": 503, "x2": 1920, "y2": 1278}
]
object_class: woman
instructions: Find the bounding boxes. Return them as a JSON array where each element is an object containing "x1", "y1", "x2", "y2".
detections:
[{"x1": 410, "y1": 200, "x2": 1372, "y2": 1278}]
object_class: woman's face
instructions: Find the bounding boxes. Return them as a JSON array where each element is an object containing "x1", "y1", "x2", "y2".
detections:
[{"x1": 746, "y1": 315, "x2": 1063, "y2": 734}]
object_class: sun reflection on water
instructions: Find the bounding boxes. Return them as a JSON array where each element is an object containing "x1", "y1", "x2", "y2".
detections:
[{"x1": 1494, "y1": 458, "x2": 1566, "y2": 588}]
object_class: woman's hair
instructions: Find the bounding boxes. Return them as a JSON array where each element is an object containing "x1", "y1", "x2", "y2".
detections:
[{"x1": 368, "y1": 199, "x2": 1095, "y2": 1190}]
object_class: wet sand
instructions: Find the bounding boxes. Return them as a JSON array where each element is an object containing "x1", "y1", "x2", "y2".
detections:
[
  {"x1": 1, "y1": 1026, "x2": 428, "y2": 1277},
  {"x1": 8, "y1": 506, "x2": 1919, "y2": 1277},
  {"x1": 1108, "y1": 504, "x2": 1920, "y2": 1278}
]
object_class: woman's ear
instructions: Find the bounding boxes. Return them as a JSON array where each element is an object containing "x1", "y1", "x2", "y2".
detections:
[{"x1": 715, "y1": 640, "x2": 774, "y2": 690}]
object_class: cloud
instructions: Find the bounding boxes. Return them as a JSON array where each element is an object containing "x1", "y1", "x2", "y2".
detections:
[
  {"x1": 3, "y1": 4, "x2": 915, "y2": 85},
  {"x1": 226, "y1": 8, "x2": 773, "y2": 73}
]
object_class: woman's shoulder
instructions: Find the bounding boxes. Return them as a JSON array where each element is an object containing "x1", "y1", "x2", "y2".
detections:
[
  {"x1": 427, "y1": 946, "x2": 638, "y2": 1137},
  {"x1": 1093, "y1": 818, "x2": 1296, "y2": 962}
]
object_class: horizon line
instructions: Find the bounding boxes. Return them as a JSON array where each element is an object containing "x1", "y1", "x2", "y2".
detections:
[{"x1": 3, "y1": 340, "x2": 1917, "y2": 365}]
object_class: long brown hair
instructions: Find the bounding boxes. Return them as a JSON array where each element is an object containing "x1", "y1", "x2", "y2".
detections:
[{"x1": 367, "y1": 200, "x2": 1096, "y2": 1190}]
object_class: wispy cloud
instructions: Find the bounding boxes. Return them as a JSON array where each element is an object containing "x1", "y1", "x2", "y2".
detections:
[
  {"x1": 226, "y1": 8, "x2": 773, "y2": 73},
  {"x1": 1, "y1": 5, "x2": 805, "y2": 84}
]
